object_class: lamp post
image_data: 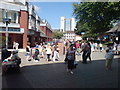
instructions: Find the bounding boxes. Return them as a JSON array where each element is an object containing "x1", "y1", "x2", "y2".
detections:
[{"x1": 3, "y1": 10, "x2": 11, "y2": 49}]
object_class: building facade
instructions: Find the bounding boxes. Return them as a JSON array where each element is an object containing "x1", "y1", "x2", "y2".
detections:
[
  {"x1": 60, "y1": 16, "x2": 75, "y2": 32},
  {"x1": 0, "y1": 0, "x2": 53, "y2": 48},
  {"x1": 63, "y1": 31, "x2": 76, "y2": 41}
]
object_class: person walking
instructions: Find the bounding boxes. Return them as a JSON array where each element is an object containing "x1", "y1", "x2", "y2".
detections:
[
  {"x1": 52, "y1": 43, "x2": 60, "y2": 62},
  {"x1": 39, "y1": 43, "x2": 44, "y2": 58},
  {"x1": 95, "y1": 42, "x2": 98, "y2": 51},
  {"x1": 91, "y1": 42, "x2": 95, "y2": 52},
  {"x1": 26, "y1": 42, "x2": 32, "y2": 61},
  {"x1": 76, "y1": 41, "x2": 81, "y2": 55},
  {"x1": 105, "y1": 47, "x2": 114, "y2": 70},
  {"x1": 86, "y1": 42, "x2": 92, "y2": 63},
  {"x1": 80, "y1": 41, "x2": 90, "y2": 64},
  {"x1": 33, "y1": 42, "x2": 39, "y2": 62},
  {"x1": 99, "y1": 43, "x2": 103, "y2": 52},
  {"x1": 46, "y1": 43, "x2": 52, "y2": 61},
  {"x1": 64, "y1": 39, "x2": 71, "y2": 63},
  {"x1": 13, "y1": 41, "x2": 16, "y2": 49},
  {"x1": 15, "y1": 42, "x2": 19, "y2": 50},
  {"x1": 67, "y1": 44, "x2": 76, "y2": 74}
]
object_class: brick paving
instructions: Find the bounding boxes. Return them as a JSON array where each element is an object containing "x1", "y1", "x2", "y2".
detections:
[{"x1": 1, "y1": 49, "x2": 119, "y2": 88}]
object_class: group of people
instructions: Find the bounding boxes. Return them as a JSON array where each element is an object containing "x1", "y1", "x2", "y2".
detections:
[
  {"x1": 64, "y1": 39, "x2": 116, "y2": 74},
  {"x1": 25, "y1": 42, "x2": 60, "y2": 62},
  {"x1": 25, "y1": 39, "x2": 116, "y2": 74},
  {"x1": 64, "y1": 40, "x2": 92, "y2": 74}
]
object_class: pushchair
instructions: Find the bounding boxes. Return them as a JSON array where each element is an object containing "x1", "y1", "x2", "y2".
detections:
[{"x1": 2, "y1": 49, "x2": 21, "y2": 74}]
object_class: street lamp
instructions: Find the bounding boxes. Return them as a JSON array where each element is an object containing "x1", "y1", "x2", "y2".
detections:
[{"x1": 3, "y1": 10, "x2": 11, "y2": 49}]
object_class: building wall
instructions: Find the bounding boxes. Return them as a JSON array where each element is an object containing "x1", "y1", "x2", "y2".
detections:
[
  {"x1": 0, "y1": 1, "x2": 53, "y2": 48},
  {"x1": 20, "y1": 10, "x2": 28, "y2": 48}
]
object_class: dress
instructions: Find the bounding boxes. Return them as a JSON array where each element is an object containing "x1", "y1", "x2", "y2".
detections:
[{"x1": 67, "y1": 50, "x2": 75, "y2": 70}]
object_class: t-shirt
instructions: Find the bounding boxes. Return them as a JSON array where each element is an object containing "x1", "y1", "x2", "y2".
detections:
[
  {"x1": 81, "y1": 43, "x2": 89, "y2": 51},
  {"x1": 105, "y1": 51, "x2": 114, "y2": 59},
  {"x1": 67, "y1": 50, "x2": 75, "y2": 60},
  {"x1": 26, "y1": 46, "x2": 30, "y2": 52},
  {"x1": 76, "y1": 43, "x2": 80, "y2": 48},
  {"x1": 46, "y1": 47, "x2": 52, "y2": 54},
  {"x1": 35, "y1": 45, "x2": 39, "y2": 48}
]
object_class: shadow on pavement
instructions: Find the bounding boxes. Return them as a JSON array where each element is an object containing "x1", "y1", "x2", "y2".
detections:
[{"x1": 2, "y1": 58, "x2": 119, "y2": 88}]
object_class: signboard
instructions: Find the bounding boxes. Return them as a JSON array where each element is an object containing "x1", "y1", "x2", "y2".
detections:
[{"x1": 21, "y1": 28, "x2": 24, "y2": 33}]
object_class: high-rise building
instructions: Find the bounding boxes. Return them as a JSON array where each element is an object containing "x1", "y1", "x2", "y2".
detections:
[
  {"x1": 60, "y1": 16, "x2": 75, "y2": 32},
  {"x1": 60, "y1": 16, "x2": 76, "y2": 41}
]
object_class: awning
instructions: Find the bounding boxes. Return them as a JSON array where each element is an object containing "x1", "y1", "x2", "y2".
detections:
[{"x1": 106, "y1": 23, "x2": 120, "y2": 33}]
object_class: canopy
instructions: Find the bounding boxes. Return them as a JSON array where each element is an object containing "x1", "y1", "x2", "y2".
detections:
[{"x1": 106, "y1": 23, "x2": 120, "y2": 33}]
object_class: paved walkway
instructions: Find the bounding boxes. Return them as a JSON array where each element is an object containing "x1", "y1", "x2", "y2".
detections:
[{"x1": 1, "y1": 50, "x2": 120, "y2": 88}]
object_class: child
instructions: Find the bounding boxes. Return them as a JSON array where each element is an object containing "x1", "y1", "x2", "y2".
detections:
[{"x1": 105, "y1": 48, "x2": 114, "y2": 70}]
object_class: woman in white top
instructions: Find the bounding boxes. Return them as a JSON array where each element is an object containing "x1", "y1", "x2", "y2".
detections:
[
  {"x1": 99, "y1": 43, "x2": 103, "y2": 52},
  {"x1": 46, "y1": 43, "x2": 52, "y2": 61}
]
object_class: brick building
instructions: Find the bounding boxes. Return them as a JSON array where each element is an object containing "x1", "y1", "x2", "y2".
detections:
[{"x1": 0, "y1": 0, "x2": 53, "y2": 49}]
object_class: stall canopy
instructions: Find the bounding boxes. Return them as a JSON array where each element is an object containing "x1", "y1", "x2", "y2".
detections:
[{"x1": 107, "y1": 23, "x2": 120, "y2": 33}]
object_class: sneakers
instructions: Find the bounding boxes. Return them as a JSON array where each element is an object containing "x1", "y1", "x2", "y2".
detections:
[
  {"x1": 34, "y1": 60, "x2": 39, "y2": 62},
  {"x1": 67, "y1": 69, "x2": 73, "y2": 74},
  {"x1": 70, "y1": 71, "x2": 74, "y2": 74}
]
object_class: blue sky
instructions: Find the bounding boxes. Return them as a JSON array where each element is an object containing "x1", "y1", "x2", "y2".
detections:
[{"x1": 30, "y1": 2, "x2": 75, "y2": 29}]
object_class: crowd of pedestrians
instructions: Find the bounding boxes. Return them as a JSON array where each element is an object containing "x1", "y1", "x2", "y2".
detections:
[
  {"x1": 24, "y1": 39, "x2": 118, "y2": 74},
  {"x1": 25, "y1": 42, "x2": 60, "y2": 62}
]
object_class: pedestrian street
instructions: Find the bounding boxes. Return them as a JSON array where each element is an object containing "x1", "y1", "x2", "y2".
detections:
[{"x1": 2, "y1": 49, "x2": 119, "y2": 88}]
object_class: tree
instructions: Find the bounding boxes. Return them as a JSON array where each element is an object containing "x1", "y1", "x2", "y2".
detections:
[
  {"x1": 53, "y1": 31, "x2": 63, "y2": 39},
  {"x1": 73, "y1": 2, "x2": 120, "y2": 38}
]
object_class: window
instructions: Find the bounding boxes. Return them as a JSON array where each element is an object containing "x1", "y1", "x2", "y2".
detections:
[
  {"x1": 42, "y1": 27, "x2": 44, "y2": 31},
  {"x1": 14, "y1": 12, "x2": 16, "y2": 23},
  {"x1": 0, "y1": 9, "x2": 2, "y2": 22}
]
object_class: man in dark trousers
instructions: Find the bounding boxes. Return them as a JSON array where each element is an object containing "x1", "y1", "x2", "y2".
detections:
[{"x1": 80, "y1": 41, "x2": 90, "y2": 64}]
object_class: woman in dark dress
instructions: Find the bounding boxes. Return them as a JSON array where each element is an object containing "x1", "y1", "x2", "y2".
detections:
[{"x1": 67, "y1": 44, "x2": 75, "y2": 74}]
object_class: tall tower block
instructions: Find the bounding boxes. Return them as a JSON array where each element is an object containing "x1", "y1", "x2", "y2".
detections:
[
  {"x1": 60, "y1": 16, "x2": 65, "y2": 32},
  {"x1": 71, "y1": 18, "x2": 75, "y2": 31}
]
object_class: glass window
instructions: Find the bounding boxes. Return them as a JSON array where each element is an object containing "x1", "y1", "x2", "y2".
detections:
[
  {"x1": 42, "y1": 27, "x2": 44, "y2": 31},
  {"x1": 0, "y1": 9, "x2": 2, "y2": 22},
  {"x1": 14, "y1": 12, "x2": 16, "y2": 23}
]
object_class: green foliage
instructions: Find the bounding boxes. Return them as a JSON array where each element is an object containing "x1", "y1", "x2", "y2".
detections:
[
  {"x1": 73, "y1": 2, "x2": 120, "y2": 38},
  {"x1": 53, "y1": 31, "x2": 63, "y2": 39}
]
